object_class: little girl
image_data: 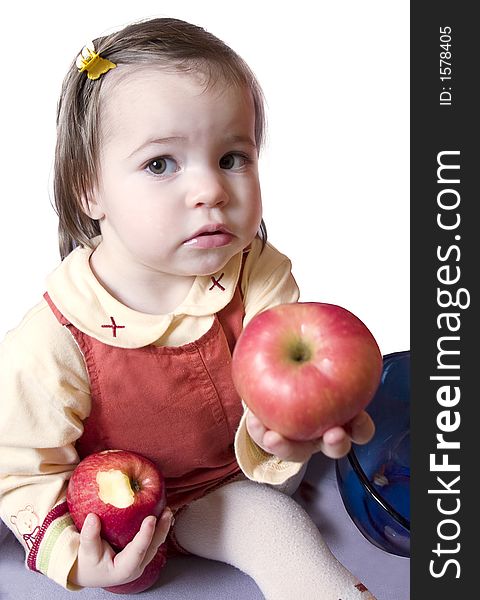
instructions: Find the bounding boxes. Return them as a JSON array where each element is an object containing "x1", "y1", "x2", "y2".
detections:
[{"x1": 0, "y1": 17, "x2": 376, "y2": 599}]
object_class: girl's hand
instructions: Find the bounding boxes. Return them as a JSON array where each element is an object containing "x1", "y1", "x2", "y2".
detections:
[
  {"x1": 69, "y1": 508, "x2": 173, "y2": 589},
  {"x1": 246, "y1": 410, "x2": 375, "y2": 463}
]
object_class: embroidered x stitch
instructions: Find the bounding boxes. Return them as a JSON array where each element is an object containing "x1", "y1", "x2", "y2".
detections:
[
  {"x1": 209, "y1": 273, "x2": 226, "y2": 291},
  {"x1": 101, "y1": 317, "x2": 125, "y2": 337}
]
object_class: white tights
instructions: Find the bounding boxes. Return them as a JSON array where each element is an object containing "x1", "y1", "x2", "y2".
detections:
[{"x1": 173, "y1": 476, "x2": 375, "y2": 600}]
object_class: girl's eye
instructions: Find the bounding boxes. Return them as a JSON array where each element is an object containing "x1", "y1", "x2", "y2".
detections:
[
  {"x1": 219, "y1": 153, "x2": 250, "y2": 170},
  {"x1": 146, "y1": 157, "x2": 177, "y2": 176}
]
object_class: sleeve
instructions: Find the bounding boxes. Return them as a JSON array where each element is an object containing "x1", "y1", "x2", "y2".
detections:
[
  {"x1": 240, "y1": 239, "x2": 300, "y2": 327},
  {"x1": 0, "y1": 301, "x2": 91, "y2": 590},
  {"x1": 234, "y1": 240, "x2": 306, "y2": 485}
]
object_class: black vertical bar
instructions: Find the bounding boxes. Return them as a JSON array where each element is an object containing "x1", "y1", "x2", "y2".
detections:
[{"x1": 411, "y1": 1, "x2": 477, "y2": 597}]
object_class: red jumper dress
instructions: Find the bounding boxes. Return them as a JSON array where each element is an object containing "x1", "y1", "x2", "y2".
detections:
[{"x1": 44, "y1": 282, "x2": 245, "y2": 514}]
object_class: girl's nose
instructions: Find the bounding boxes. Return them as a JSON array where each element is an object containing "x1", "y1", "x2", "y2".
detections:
[{"x1": 185, "y1": 173, "x2": 229, "y2": 209}]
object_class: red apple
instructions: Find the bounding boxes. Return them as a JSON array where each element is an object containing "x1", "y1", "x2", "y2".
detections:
[
  {"x1": 231, "y1": 302, "x2": 383, "y2": 441},
  {"x1": 67, "y1": 449, "x2": 168, "y2": 593},
  {"x1": 67, "y1": 449, "x2": 167, "y2": 549}
]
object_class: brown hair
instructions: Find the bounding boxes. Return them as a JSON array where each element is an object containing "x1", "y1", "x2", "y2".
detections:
[{"x1": 54, "y1": 17, "x2": 268, "y2": 259}]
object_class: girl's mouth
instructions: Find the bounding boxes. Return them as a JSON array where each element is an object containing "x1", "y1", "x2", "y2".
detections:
[{"x1": 183, "y1": 224, "x2": 234, "y2": 248}]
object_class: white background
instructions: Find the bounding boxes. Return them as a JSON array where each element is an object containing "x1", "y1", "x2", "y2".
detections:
[{"x1": 0, "y1": 0, "x2": 409, "y2": 356}]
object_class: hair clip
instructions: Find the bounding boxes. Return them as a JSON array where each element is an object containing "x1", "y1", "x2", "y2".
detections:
[{"x1": 76, "y1": 42, "x2": 116, "y2": 80}]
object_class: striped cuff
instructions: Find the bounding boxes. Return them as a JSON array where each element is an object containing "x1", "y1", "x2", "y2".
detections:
[
  {"x1": 27, "y1": 501, "x2": 81, "y2": 590},
  {"x1": 27, "y1": 501, "x2": 70, "y2": 572}
]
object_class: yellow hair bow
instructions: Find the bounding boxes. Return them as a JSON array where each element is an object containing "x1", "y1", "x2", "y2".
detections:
[{"x1": 76, "y1": 42, "x2": 116, "y2": 80}]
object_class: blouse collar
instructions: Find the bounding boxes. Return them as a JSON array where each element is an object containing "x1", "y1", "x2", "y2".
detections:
[{"x1": 46, "y1": 237, "x2": 243, "y2": 348}]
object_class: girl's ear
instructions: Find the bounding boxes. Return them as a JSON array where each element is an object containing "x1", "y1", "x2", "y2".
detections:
[{"x1": 81, "y1": 190, "x2": 105, "y2": 220}]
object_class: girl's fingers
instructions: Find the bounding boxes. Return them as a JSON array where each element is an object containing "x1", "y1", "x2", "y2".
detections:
[
  {"x1": 314, "y1": 427, "x2": 352, "y2": 459},
  {"x1": 246, "y1": 411, "x2": 268, "y2": 447},
  {"x1": 140, "y1": 508, "x2": 174, "y2": 568},
  {"x1": 247, "y1": 408, "x2": 374, "y2": 461},
  {"x1": 248, "y1": 412, "x2": 350, "y2": 461},
  {"x1": 78, "y1": 513, "x2": 104, "y2": 563},
  {"x1": 347, "y1": 411, "x2": 375, "y2": 444},
  {"x1": 247, "y1": 413, "x2": 300, "y2": 459},
  {"x1": 260, "y1": 430, "x2": 307, "y2": 462},
  {"x1": 155, "y1": 508, "x2": 174, "y2": 542},
  {"x1": 113, "y1": 515, "x2": 156, "y2": 576}
]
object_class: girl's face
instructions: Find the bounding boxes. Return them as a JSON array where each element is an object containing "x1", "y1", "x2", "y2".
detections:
[{"x1": 86, "y1": 67, "x2": 262, "y2": 280}]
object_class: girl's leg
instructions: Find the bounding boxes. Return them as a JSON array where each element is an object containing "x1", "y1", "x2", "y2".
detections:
[{"x1": 173, "y1": 479, "x2": 375, "y2": 600}]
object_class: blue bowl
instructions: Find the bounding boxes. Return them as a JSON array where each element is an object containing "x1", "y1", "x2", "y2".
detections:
[{"x1": 336, "y1": 351, "x2": 410, "y2": 557}]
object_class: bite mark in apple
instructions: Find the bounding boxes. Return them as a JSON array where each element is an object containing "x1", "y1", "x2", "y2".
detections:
[{"x1": 96, "y1": 470, "x2": 136, "y2": 508}]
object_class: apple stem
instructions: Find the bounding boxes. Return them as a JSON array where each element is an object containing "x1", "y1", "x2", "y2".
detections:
[{"x1": 290, "y1": 341, "x2": 312, "y2": 363}]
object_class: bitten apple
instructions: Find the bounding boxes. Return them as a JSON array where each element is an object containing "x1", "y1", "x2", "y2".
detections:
[
  {"x1": 67, "y1": 449, "x2": 167, "y2": 549},
  {"x1": 67, "y1": 449, "x2": 168, "y2": 594},
  {"x1": 231, "y1": 302, "x2": 383, "y2": 441}
]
